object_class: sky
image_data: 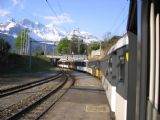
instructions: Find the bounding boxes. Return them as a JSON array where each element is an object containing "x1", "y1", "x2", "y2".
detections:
[{"x1": 0, "y1": 0, "x2": 130, "y2": 39}]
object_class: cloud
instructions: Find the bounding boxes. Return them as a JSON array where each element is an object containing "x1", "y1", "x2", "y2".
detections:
[
  {"x1": 0, "y1": 9, "x2": 10, "y2": 17},
  {"x1": 12, "y1": 0, "x2": 18, "y2": 6},
  {"x1": 12, "y1": 0, "x2": 24, "y2": 9},
  {"x1": 44, "y1": 13, "x2": 74, "y2": 25}
]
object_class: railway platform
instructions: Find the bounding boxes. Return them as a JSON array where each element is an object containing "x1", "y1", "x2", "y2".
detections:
[{"x1": 40, "y1": 71, "x2": 111, "y2": 120}]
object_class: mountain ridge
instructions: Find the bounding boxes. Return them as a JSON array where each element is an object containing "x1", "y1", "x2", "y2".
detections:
[{"x1": 0, "y1": 18, "x2": 98, "y2": 47}]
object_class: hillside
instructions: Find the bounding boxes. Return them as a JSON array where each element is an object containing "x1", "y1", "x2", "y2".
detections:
[
  {"x1": 0, "y1": 54, "x2": 55, "y2": 75},
  {"x1": 88, "y1": 36, "x2": 121, "y2": 60}
]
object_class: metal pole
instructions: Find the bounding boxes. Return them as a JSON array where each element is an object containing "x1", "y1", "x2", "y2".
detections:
[
  {"x1": 78, "y1": 38, "x2": 79, "y2": 54},
  {"x1": 70, "y1": 40, "x2": 71, "y2": 54},
  {"x1": 26, "y1": 31, "x2": 28, "y2": 55},
  {"x1": 52, "y1": 42, "x2": 54, "y2": 57},
  {"x1": 22, "y1": 31, "x2": 24, "y2": 55},
  {"x1": 25, "y1": 30, "x2": 27, "y2": 55},
  {"x1": 20, "y1": 31, "x2": 22, "y2": 54},
  {"x1": 23, "y1": 30, "x2": 25, "y2": 55},
  {"x1": 45, "y1": 42, "x2": 46, "y2": 55},
  {"x1": 100, "y1": 41, "x2": 101, "y2": 56},
  {"x1": 29, "y1": 38, "x2": 32, "y2": 72},
  {"x1": 27, "y1": 32, "x2": 29, "y2": 55}
]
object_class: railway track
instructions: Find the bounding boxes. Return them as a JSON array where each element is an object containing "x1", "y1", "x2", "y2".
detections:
[
  {"x1": 0, "y1": 72, "x2": 74, "y2": 120},
  {"x1": 0, "y1": 72, "x2": 62, "y2": 98}
]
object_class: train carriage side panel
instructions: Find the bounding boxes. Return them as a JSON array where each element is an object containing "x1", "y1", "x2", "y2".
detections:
[{"x1": 115, "y1": 35, "x2": 129, "y2": 120}]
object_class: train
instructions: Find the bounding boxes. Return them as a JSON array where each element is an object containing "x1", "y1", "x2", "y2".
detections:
[
  {"x1": 58, "y1": 0, "x2": 160, "y2": 120},
  {"x1": 127, "y1": 0, "x2": 160, "y2": 120},
  {"x1": 57, "y1": 34, "x2": 129, "y2": 120}
]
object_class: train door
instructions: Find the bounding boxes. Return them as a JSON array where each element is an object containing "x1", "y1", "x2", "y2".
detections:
[{"x1": 115, "y1": 47, "x2": 128, "y2": 120}]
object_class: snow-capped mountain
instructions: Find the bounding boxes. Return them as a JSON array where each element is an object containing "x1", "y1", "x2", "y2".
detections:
[
  {"x1": 19, "y1": 19, "x2": 66, "y2": 42},
  {"x1": 0, "y1": 18, "x2": 98, "y2": 47},
  {"x1": 19, "y1": 19, "x2": 45, "y2": 29},
  {"x1": 0, "y1": 18, "x2": 66, "y2": 46},
  {"x1": 0, "y1": 19, "x2": 23, "y2": 37},
  {"x1": 67, "y1": 29, "x2": 98, "y2": 43}
]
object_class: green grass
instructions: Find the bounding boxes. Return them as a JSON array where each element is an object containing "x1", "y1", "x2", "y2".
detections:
[
  {"x1": 31, "y1": 55, "x2": 55, "y2": 72},
  {"x1": 0, "y1": 54, "x2": 55, "y2": 75}
]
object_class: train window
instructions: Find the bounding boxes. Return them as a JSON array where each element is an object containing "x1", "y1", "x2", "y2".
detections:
[
  {"x1": 119, "y1": 55, "x2": 125, "y2": 64},
  {"x1": 118, "y1": 55, "x2": 125, "y2": 82},
  {"x1": 109, "y1": 57, "x2": 112, "y2": 74},
  {"x1": 105, "y1": 59, "x2": 109, "y2": 77},
  {"x1": 105, "y1": 70, "x2": 108, "y2": 77},
  {"x1": 113, "y1": 51, "x2": 117, "y2": 55}
]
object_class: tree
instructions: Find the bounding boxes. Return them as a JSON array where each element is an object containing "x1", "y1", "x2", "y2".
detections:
[
  {"x1": 103, "y1": 32, "x2": 111, "y2": 41},
  {"x1": 33, "y1": 47, "x2": 44, "y2": 56},
  {"x1": 71, "y1": 35, "x2": 86, "y2": 54},
  {"x1": 15, "y1": 29, "x2": 28, "y2": 54},
  {"x1": 0, "y1": 37, "x2": 11, "y2": 61},
  {"x1": 80, "y1": 42, "x2": 87, "y2": 54},
  {"x1": 0, "y1": 38, "x2": 10, "y2": 54},
  {"x1": 57, "y1": 36, "x2": 87, "y2": 55},
  {"x1": 57, "y1": 37, "x2": 71, "y2": 54},
  {"x1": 87, "y1": 42, "x2": 100, "y2": 53},
  {"x1": 101, "y1": 35, "x2": 120, "y2": 51},
  {"x1": 70, "y1": 34, "x2": 78, "y2": 54}
]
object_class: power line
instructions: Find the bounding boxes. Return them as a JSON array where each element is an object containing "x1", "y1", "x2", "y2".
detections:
[
  {"x1": 114, "y1": 15, "x2": 128, "y2": 35},
  {"x1": 55, "y1": 0, "x2": 72, "y2": 31},
  {"x1": 109, "y1": 2, "x2": 128, "y2": 33},
  {"x1": 56, "y1": 0, "x2": 63, "y2": 14},
  {"x1": 45, "y1": 0, "x2": 68, "y2": 32},
  {"x1": 45, "y1": 0, "x2": 59, "y2": 21}
]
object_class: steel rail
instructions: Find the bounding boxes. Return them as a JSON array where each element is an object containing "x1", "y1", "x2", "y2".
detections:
[
  {"x1": 5, "y1": 75, "x2": 68, "y2": 120},
  {"x1": 34, "y1": 74, "x2": 74, "y2": 120},
  {"x1": 0, "y1": 72, "x2": 62, "y2": 98}
]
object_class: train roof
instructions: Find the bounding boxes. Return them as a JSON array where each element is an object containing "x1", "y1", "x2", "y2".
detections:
[{"x1": 107, "y1": 34, "x2": 129, "y2": 54}]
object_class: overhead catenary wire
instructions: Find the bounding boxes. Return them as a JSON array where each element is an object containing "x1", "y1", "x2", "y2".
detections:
[
  {"x1": 114, "y1": 15, "x2": 128, "y2": 35},
  {"x1": 55, "y1": 0, "x2": 72, "y2": 31},
  {"x1": 45, "y1": 0, "x2": 68, "y2": 32},
  {"x1": 56, "y1": 0, "x2": 63, "y2": 14},
  {"x1": 109, "y1": 1, "x2": 129, "y2": 34},
  {"x1": 45, "y1": 0, "x2": 60, "y2": 21}
]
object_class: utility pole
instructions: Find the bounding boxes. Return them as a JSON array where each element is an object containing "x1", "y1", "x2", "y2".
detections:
[
  {"x1": 20, "y1": 31, "x2": 22, "y2": 54},
  {"x1": 29, "y1": 38, "x2": 32, "y2": 72},
  {"x1": 23, "y1": 30, "x2": 25, "y2": 55},
  {"x1": 77, "y1": 28, "x2": 80, "y2": 54},
  {"x1": 70, "y1": 40, "x2": 71, "y2": 54},
  {"x1": 45, "y1": 41, "x2": 47, "y2": 55},
  {"x1": 100, "y1": 41, "x2": 101, "y2": 56},
  {"x1": 78, "y1": 38, "x2": 80, "y2": 54},
  {"x1": 24, "y1": 29, "x2": 28, "y2": 55},
  {"x1": 25, "y1": 30, "x2": 28, "y2": 55},
  {"x1": 27, "y1": 30, "x2": 29, "y2": 55}
]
